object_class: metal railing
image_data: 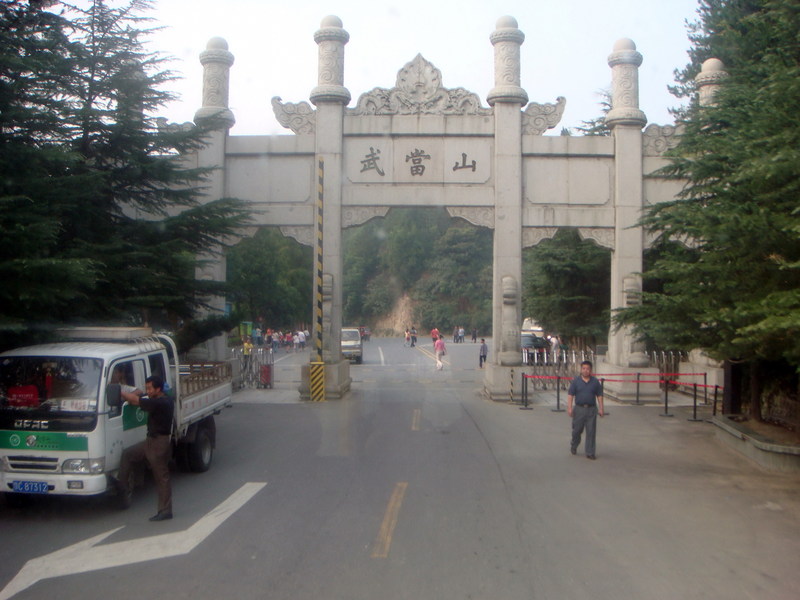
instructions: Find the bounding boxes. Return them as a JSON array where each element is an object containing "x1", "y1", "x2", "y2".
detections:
[
  {"x1": 231, "y1": 347, "x2": 274, "y2": 389},
  {"x1": 521, "y1": 350, "x2": 596, "y2": 390}
]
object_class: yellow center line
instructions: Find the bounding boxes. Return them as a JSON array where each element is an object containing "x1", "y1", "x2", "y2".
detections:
[
  {"x1": 415, "y1": 345, "x2": 449, "y2": 365},
  {"x1": 411, "y1": 408, "x2": 421, "y2": 431},
  {"x1": 371, "y1": 482, "x2": 408, "y2": 559}
]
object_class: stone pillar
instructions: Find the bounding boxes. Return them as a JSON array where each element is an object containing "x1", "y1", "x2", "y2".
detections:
[
  {"x1": 483, "y1": 16, "x2": 528, "y2": 400},
  {"x1": 605, "y1": 38, "x2": 649, "y2": 373},
  {"x1": 695, "y1": 58, "x2": 728, "y2": 107},
  {"x1": 300, "y1": 16, "x2": 352, "y2": 399},
  {"x1": 192, "y1": 37, "x2": 235, "y2": 361}
]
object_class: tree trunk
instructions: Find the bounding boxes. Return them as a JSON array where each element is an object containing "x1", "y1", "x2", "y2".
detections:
[
  {"x1": 723, "y1": 360, "x2": 742, "y2": 414},
  {"x1": 749, "y1": 360, "x2": 763, "y2": 422}
]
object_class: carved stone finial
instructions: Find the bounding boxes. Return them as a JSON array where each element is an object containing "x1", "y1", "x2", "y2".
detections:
[
  {"x1": 487, "y1": 16, "x2": 528, "y2": 106},
  {"x1": 606, "y1": 38, "x2": 646, "y2": 128},
  {"x1": 310, "y1": 15, "x2": 351, "y2": 106},
  {"x1": 350, "y1": 54, "x2": 491, "y2": 116},
  {"x1": 695, "y1": 58, "x2": 728, "y2": 107},
  {"x1": 194, "y1": 36, "x2": 235, "y2": 128},
  {"x1": 522, "y1": 97, "x2": 566, "y2": 135}
]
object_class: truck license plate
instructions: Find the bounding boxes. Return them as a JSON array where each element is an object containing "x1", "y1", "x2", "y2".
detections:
[{"x1": 12, "y1": 481, "x2": 49, "y2": 494}]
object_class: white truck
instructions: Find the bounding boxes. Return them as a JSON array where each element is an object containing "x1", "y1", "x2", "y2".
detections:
[{"x1": 0, "y1": 327, "x2": 232, "y2": 505}]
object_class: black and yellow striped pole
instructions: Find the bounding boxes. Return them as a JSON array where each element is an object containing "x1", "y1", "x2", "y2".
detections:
[{"x1": 310, "y1": 158, "x2": 325, "y2": 401}]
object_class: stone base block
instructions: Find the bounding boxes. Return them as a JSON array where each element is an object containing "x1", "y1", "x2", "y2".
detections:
[
  {"x1": 595, "y1": 362, "x2": 662, "y2": 403},
  {"x1": 299, "y1": 360, "x2": 351, "y2": 400},
  {"x1": 483, "y1": 363, "x2": 526, "y2": 402}
]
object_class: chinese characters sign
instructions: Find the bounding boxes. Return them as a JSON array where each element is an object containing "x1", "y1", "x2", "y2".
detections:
[{"x1": 347, "y1": 138, "x2": 491, "y2": 184}]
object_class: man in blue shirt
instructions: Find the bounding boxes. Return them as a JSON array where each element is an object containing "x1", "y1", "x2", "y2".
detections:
[{"x1": 567, "y1": 360, "x2": 605, "y2": 460}]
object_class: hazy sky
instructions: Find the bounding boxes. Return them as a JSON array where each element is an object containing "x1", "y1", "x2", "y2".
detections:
[{"x1": 147, "y1": 0, "x2": 702, "y2": 135}]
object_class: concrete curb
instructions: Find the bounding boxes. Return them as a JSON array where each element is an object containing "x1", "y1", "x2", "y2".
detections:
[{"x1": 712, "y1": 415, "x2": 800, "y2": 474}]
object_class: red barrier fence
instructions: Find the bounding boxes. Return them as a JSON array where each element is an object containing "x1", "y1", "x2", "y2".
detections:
[{"x1": 521, "y1": 371, "x2": 723, "y2": 419}]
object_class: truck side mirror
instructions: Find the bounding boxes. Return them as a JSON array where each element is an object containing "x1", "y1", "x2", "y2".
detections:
[{"x1": 106, "y1": 384, "x2": 122, "y2": 408}]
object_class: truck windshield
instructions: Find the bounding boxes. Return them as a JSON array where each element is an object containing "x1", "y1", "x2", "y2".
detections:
[
  {"x1": 341, "y1": 330, "x2": 360, "y2": 342},
  {"x1": 0, "y1": 356, "x2": 102, "y2": 415}
]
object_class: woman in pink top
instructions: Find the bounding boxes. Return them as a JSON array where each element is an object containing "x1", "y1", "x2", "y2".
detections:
[{"x1": 434, "y1": 336, "x2": 447, "y2": 370}]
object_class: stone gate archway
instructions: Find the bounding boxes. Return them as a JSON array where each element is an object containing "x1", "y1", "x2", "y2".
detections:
[{"x1": 190, "y1": 15, "x2": 725, "y2": 401}]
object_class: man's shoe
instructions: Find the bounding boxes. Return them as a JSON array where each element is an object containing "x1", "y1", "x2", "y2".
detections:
[
  {"x1": 149, "y1": 511, "x2": 173, "y2": 522},
  {"x1": 586, "y1": 455, "x2": 596, "y2": 460},
  {"x1": 570, "y1": 447, "x2": 577, "y2": 455}
]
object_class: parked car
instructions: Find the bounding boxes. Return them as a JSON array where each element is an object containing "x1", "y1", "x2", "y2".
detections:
[
  {"x1": 359, "y1": 326, "x2": 371, "y2": 341},
  {"x1": 521, "y1": 332, "x2": 549, "y2": 364},
  {"x1": 521, "y1": 318, "x2": 545, "y2": 337},
  {"x1": 341, "y1": 327, "x2": 363, "y2": 363}
]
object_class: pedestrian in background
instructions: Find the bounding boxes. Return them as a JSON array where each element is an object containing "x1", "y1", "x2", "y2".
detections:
[
  {"x1": 567, "y1": 360, "x2": 605, "y2": 460},
  {"x1": 479, "y1": 338, "x2": 488, "y2": 368}
]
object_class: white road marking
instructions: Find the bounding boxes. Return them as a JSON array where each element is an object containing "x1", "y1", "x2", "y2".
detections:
[
  {"x1": 0, "y1": 482, "x2": 267, "y2": 600},
  {"x1": 379, "y1": 347, "x2": 385, "y2": 365}
]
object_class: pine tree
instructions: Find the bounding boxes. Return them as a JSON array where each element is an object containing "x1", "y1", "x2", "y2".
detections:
[
  {"x1": 0, "y1": 0, "x2": 250, "y2": 347},
  {"x1": 0, "y1": 0, "x2": 98, "y2": 343},
  {"x1": 616, "y1": 0, "x2": 800, "y2": 420}
]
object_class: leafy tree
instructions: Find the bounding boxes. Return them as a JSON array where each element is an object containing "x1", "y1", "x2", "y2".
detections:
[
  {"x1": 383, "y1": 209, "x2": 444, "y2": 288},
  {"x1": 615, "y1": 0, "x2": 800, "y2": 420},
  {"x1": 411, "y1": 224, "x2": 493, "y2": 333},
  {"x1": 343, "y1": 222, "x2": 384, "y2": 320},
  {"x1": 226, "y1": 228, "x2": 312, "y2": 328},
  {"x1": 522, "y1": 229, "x2": 610, "y2": 343},
  {"x1": 0, "y1": 0, "x2": 250, "y2": 349}
]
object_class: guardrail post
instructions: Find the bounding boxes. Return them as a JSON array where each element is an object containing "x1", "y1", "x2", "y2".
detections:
[
  {"x1": 520, "y1": 373, "x2": 533, "y2": 410},
  {"x1": 552, "y1": 376, "x2": 565, "y2": 412},
  {"x1": 659, "y1": 377, "x2": 674, "y2": 417},
  {"x1": 634, "y1": 372, "x2": 642, "y2": 406},
  {"x1": 688, "y1": 383, "x2": 703, "y2": 422},
  {"x1": 713, "y1": 385, "x2": 719, "y2": 416}
]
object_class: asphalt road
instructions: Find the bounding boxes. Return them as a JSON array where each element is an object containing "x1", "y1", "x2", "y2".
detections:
[{"x1": 2, "y1": 337, "x2": 799, "y2": 599}]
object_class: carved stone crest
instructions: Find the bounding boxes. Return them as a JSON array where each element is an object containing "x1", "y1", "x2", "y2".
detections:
[
  {"x1": 342, "y1": 206, "x2": 390, "y2": 228},
  {"x1": 578, "y1": 227, "x2": 615, "y2": 250},
  {"x1": 446, "y1": 207, "x2": 494, "y2": 229},
  {"x1": 350, "y1": 54, "x2": 492, "y2": 116},
  {"x1": 522, "y1": 227, "x2": 559, "y2": 248},
  {"x1": 272, "y1": 97, "x2": 316, "y2": 135},
  {"x1": 521, "y1": 97, "x2": 566, "y2": 135},
  {"x1": 279, "y1": 226, "x2": 314, "y2": 247},
  {"x1": 643, "y1": 123, "x2": 683, "y2": 156}
]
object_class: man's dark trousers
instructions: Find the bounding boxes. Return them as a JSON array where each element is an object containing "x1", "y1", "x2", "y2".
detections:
[{"x1": 571, "y1": 404, "x2": 598, "y2": 456}]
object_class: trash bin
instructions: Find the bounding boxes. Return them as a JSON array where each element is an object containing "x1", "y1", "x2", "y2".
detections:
[{"x1": 259, "y1": 364, "x2": 272, "y2": 389}]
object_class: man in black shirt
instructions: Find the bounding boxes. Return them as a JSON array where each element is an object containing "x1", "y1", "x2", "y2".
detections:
[{"x1": 117, "y1": 375, "x2": 174, "y2": 520}]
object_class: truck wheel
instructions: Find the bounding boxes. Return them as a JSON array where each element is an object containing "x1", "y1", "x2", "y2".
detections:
[
  {"x1": 174, "y1": 442, "x2": 190, "y2": 472},
  {"x1": 188, "y1": 426, "x2": 213, "y2": 472}
]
